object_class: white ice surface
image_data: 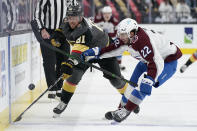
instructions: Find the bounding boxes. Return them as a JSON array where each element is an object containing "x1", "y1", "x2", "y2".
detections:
[{"x1": 6, "y1": 55, "x2": 197, "y2": 131}]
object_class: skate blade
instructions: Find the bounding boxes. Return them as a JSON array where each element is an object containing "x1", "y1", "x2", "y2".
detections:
[
  {"x1": 53, "y1": 113, "x2": 60, "y2": 118},
  {"x1": 111, "y1": 120, "x2": 120, "y2": 125}
]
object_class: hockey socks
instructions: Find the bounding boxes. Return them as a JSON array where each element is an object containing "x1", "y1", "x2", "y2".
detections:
[{"x1": 61, "y1": 89, "x2": 74, "y2": 104}]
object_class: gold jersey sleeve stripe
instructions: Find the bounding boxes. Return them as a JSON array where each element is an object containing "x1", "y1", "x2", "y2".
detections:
[{"x1": 72, "y1": 44, "x2": 89, "y2": 52}]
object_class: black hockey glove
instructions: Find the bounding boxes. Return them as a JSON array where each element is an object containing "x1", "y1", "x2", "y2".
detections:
[
  {"x1": 51, "y1": 29, "x2": 66, "y2": 47},
  {"x1": 61, "y1": 60, "x2": 74, "y2": 80}
]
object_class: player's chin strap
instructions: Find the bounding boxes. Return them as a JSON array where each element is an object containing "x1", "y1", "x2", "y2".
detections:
[
  {"x1": 31, "y1": 20, "x2": 137, "y2": 87},
  {"x1": 129, "y1": 29, "x2": 138, "y2": 44}
]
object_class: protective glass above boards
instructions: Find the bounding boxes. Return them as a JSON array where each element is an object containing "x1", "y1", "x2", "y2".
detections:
[{"x1": 0, "y1": 0, "x2": 38, "y2": 35}]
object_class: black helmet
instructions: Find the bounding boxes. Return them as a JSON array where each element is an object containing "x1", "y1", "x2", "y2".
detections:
[{"x1": 66, "y1": 4, "x2": 83, "y2": 17}]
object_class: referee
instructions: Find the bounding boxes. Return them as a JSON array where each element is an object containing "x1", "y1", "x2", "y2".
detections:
[{"x1": 34, "y1": 0, "x2": 77, "y2": 99}]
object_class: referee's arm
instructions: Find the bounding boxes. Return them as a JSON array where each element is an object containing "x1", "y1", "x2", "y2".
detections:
[{"x1": 34, "y1": 0, "x2": 48, "y2": 30}]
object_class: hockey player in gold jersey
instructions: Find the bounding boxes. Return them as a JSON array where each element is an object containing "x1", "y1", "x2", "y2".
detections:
[{"x1": 51, "y1": 4, "x2": 135, "y2": 117}]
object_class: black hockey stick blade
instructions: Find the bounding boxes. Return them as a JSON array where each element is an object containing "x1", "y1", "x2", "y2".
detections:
[
  {"x1": 14, "y1": 116, "x2": 22, "y2": 122},
  {"x1": 14, "y1": 76, "x2": 62, "y2": 122}
]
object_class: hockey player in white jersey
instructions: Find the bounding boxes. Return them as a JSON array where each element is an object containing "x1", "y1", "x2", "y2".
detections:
[
  {"x1": 94, "y1": 6, "x2": 126, "y2": 71},
  {"x1": 81, "y1": 18, "x2": 182, "y2": 122}
]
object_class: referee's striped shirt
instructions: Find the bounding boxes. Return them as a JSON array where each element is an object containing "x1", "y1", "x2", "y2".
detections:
[{"x1": 34, "y1": 0, "x2": 75, "y2": 30}]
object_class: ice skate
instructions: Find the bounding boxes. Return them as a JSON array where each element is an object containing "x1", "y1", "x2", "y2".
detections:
[
  {"x1": 105, "y1": 111, "x2": 114, "y2": 120},
  {"x1": 112, "y1": 107, "x2": 131, "y2": 123},
  {"x1": 48, "y1": 91, "x2": 56, "y2": 99},
  {"x1": 53, "y1": 101, "x2": 67, "y2": 118},
  {"x1": 56, "y1": 90, "x2": 62, "y2": 98},
  {"x1": 133, "y1": 105, "x2": 140, "y2": 114},
  {"x1": 180, "y1": 65, "x2": 188, "y2": 73},
  {"x1": 105, "y1": 105, "x2": 139, "y2": 120}
]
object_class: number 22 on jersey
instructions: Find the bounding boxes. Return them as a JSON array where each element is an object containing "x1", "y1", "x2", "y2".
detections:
[{"x1": 141, "y1": 46, "x2": 151, "y2": 58}]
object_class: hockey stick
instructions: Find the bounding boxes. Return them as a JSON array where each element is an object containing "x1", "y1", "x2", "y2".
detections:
[
  {"x1": 30, "y1": 20, "x2": 137, "y2": 87},
  {"x1": 14, "y1": 75, "x2": 63, "y2": 122}
]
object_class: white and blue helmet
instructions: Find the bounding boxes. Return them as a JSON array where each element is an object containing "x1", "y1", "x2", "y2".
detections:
[{"x1": 117, "y1": 18, "x2": 138, "y2": 39}]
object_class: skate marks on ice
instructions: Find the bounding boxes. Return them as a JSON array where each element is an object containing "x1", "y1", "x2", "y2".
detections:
[
  {"x1": 8, "y1": 91, "x2": 197, "y2": 130},
  {"x1": 6, "y1": 55, "x2": 197, "y2": 131},
  {"x1": 9, "y1": 96, "x2": 197, "y2": 130},
  {"x1": 11, "y1": 115, "x2": 197, "y2": 127}
]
